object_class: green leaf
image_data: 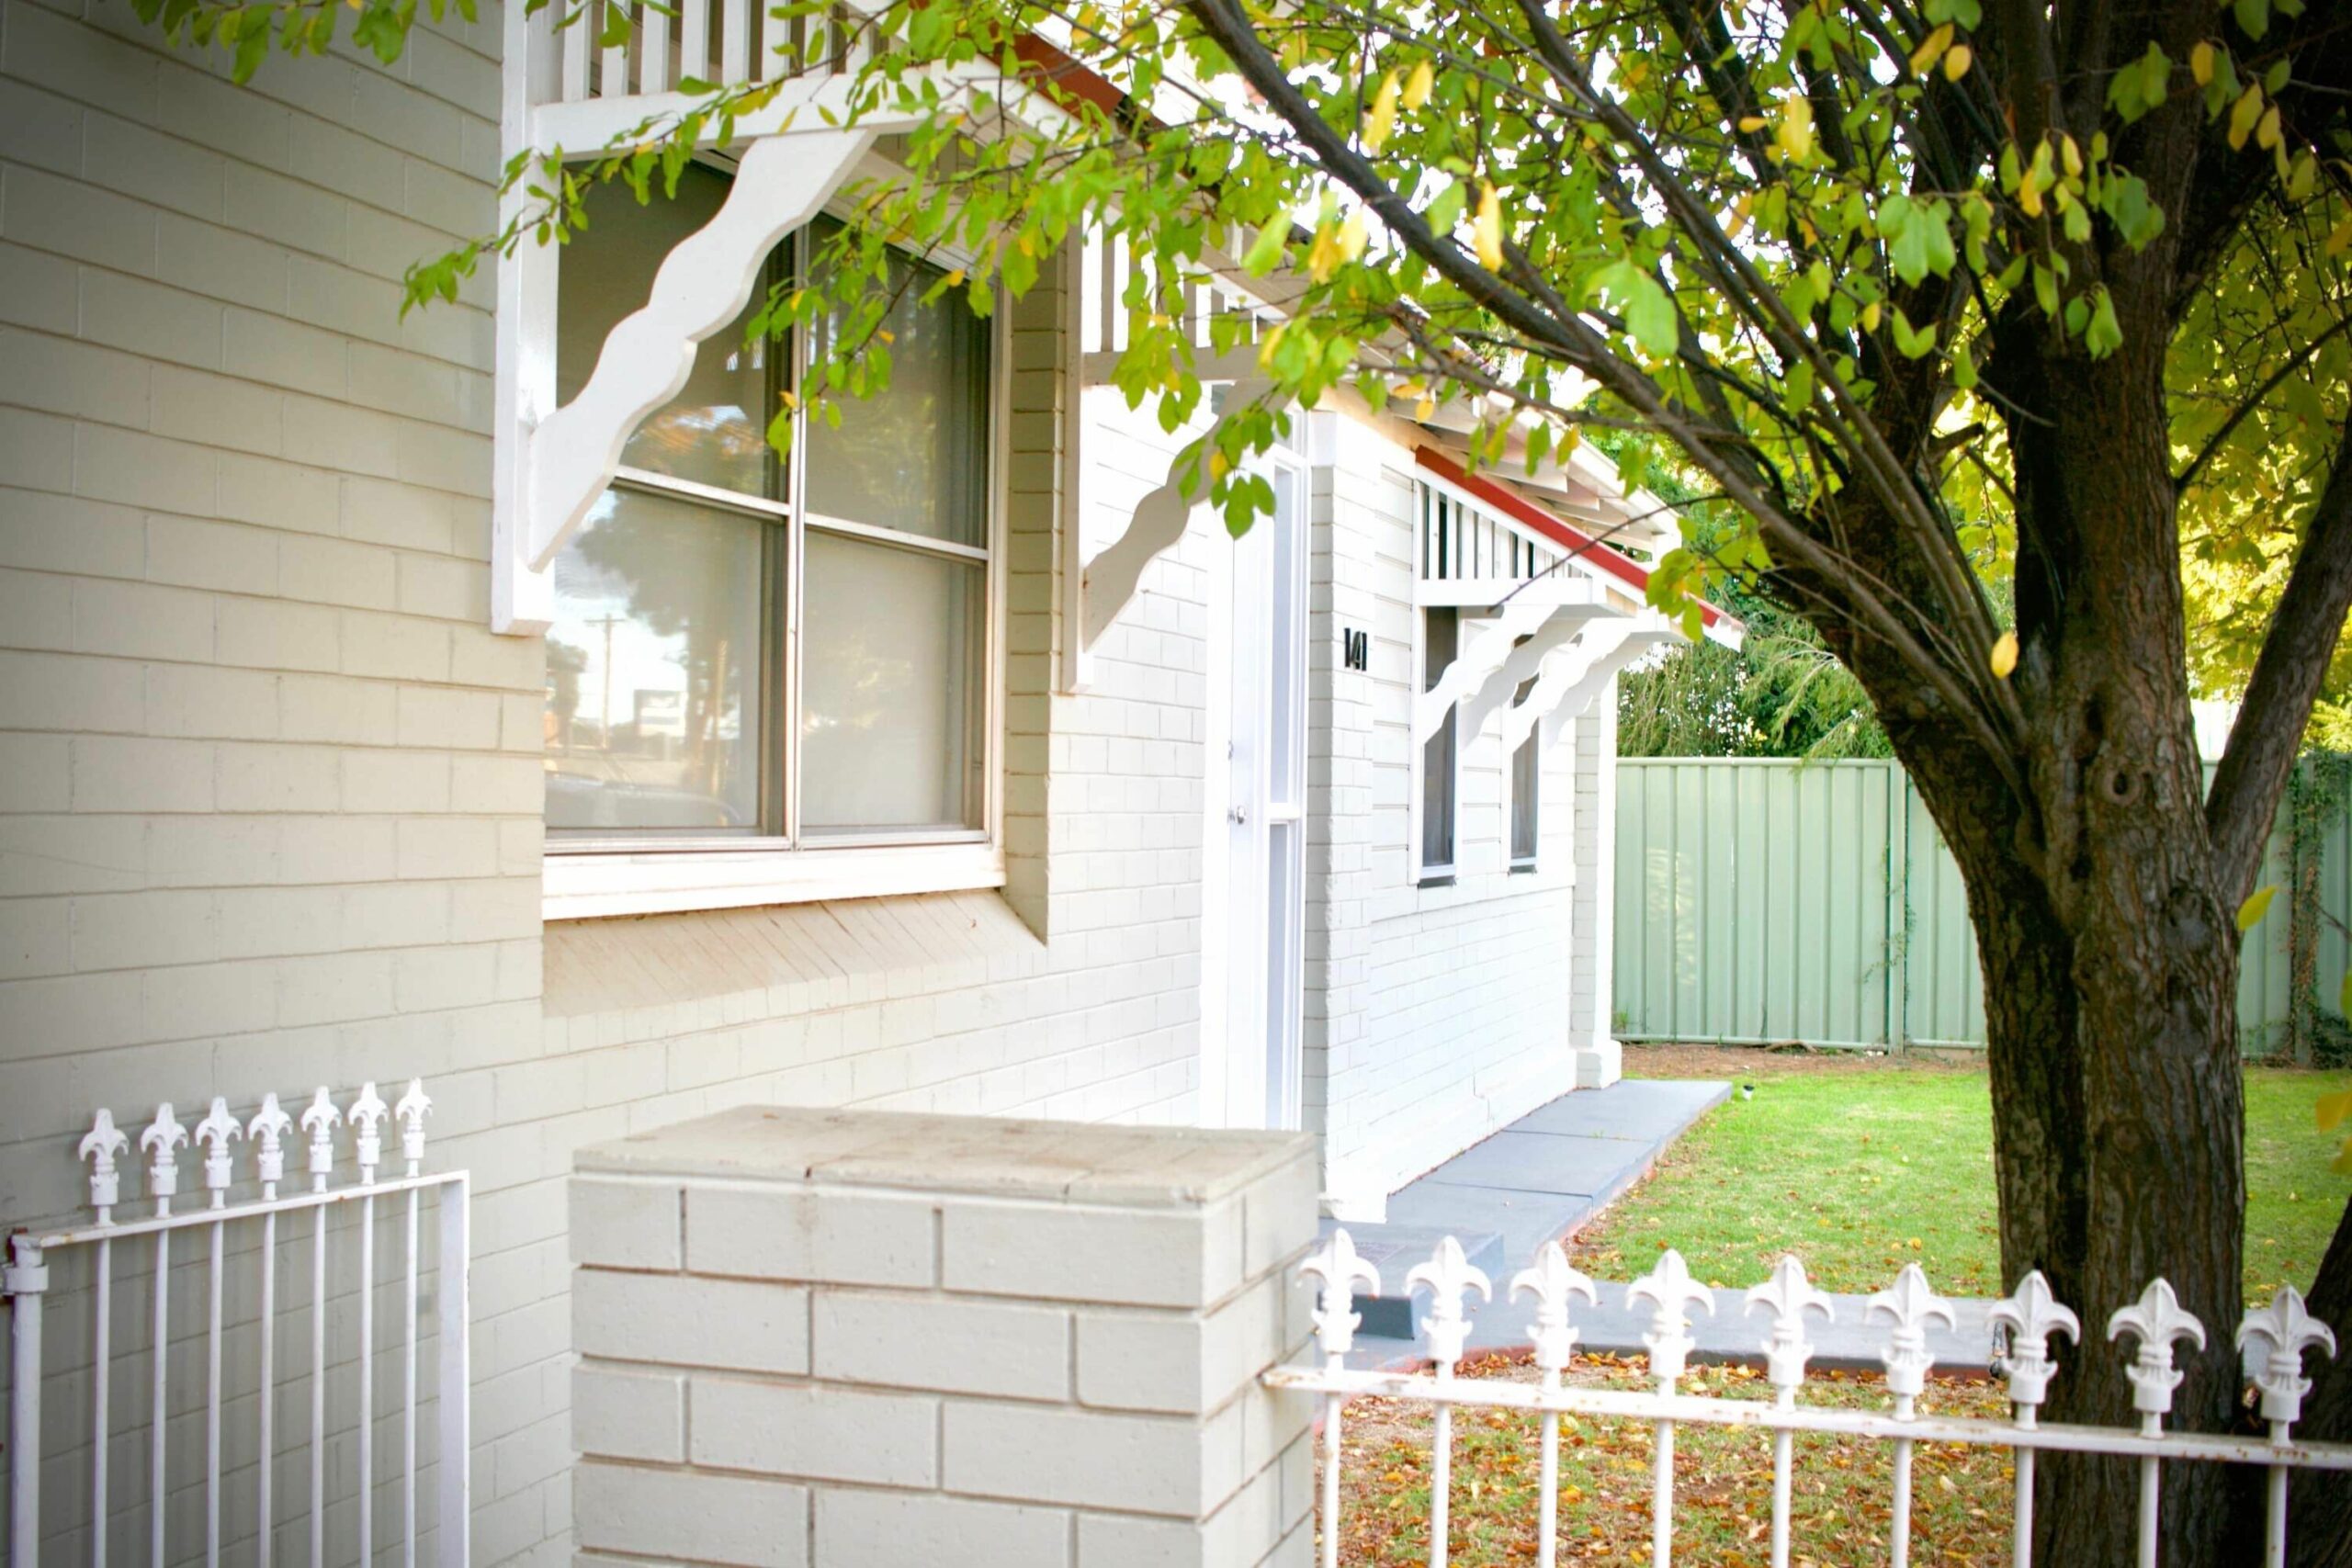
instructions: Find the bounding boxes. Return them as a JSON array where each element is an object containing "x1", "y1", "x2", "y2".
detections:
[
  {"x1": 1590, "y1": 260, "x2": 1677, "y2": 358},
  {"x1": 1240, "y1": 218, "x2": 1289, "y2": 276},
  {"x1": 2239, "y1": 883, "x2": 2279, "y2": 932},
  {"x1": 2235, "y1": 0, "x2": 2269, "y2": 40},
  {"x1": 2084, "y1": 288, "x2": 2122, "y2": 357},
  {"x1": 1889, "y1": 306, "x2": 1937, "y2": 358}
]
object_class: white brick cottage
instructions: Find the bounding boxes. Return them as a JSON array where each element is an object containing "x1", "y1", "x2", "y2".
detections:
[{"x1": 0, "y1": 1, "x2": 1737, "y2": 1561}]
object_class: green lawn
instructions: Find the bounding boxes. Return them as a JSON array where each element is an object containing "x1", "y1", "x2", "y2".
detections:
[{"x1": 1566, "y1": 1055, "x2": 2352, "y2": 1301}]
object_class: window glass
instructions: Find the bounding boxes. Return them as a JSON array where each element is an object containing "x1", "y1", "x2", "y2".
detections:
[
  {"x1": 803, "y1": 221, "x2": 990, "y2": 546},
  {"x1": 557, "y1": 164, "x2": 774, "y2": 497},
  {"x1": 798, "y1": 532, "x2": 985, "y2": 832},
  {"x1": 1421, "y1": 607, "x2": 1458, "y2": 875},
  {"x1": 1510, "y1": 671, "x2": 1540, "y2": 866},
  {"x1": 545, "y1": 488, "x2": 767, "y2": 833}
]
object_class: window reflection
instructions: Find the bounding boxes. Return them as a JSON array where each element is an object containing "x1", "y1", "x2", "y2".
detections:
[{"x1": 545, "y1": 489, "x2": 766, "y2": 833}]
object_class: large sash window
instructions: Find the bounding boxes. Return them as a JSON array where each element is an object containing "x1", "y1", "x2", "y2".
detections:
[{"x1": 543, "y1": 165, "x2": 994, "y2": 873}]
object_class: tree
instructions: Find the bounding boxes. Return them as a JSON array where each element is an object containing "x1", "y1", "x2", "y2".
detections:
[{"x1": 139, "y1": 0, "x2": 2352, "y2": 1554}]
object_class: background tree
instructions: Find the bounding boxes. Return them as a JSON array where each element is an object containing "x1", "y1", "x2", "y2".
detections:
[{"x1": 141, "y1": 0, "x2": 2352, "y2": 1554}]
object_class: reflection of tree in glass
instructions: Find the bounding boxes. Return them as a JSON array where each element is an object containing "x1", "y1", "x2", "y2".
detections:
[
  {"x1": 572, "y1": 502, "x2": 751, "y2": 808},
  {"x1": 547, "y1": 637, "x2": 586, "y2": 749}
]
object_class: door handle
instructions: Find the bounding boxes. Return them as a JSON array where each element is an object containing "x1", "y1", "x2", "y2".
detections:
[{"x1": 1229, "y1": 807, "x2": 1249, "y2": 825}]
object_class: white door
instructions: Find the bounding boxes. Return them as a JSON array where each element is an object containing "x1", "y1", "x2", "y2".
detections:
[{"x1": 1219, "y1": 456, "x2": 1307, "y2": 1130}]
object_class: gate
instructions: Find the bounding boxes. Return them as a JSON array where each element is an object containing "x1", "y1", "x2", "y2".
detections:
[{"x1": 5, "y1": 1081, "x2": 468, "y2": 1568}]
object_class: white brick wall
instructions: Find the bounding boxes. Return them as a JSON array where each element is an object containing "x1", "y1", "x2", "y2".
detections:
[
  {"x1": 1307, "y1": 413, "x2": 1600, "y2": 1214},
  {"x1": 568, "y1": 1105, "x2": 1317, "y2": 1568},
  {"x1": 0, "y1": 1, "x2": 543, "y2": 1558}
]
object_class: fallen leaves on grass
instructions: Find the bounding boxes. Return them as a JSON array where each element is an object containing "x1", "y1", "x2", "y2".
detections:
[{"x1": 1325, "y1": 1349, "x2": 2011, "y2": 1566}]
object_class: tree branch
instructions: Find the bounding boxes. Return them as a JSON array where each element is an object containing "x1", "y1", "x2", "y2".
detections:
[{"x1": 2208, "y1": 431, "x2": 2352, "y2": 903}]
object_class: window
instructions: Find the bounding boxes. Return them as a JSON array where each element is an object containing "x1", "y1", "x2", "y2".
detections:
[
  {"x1": 543, "y1": 166, "x2": 994, "y2": 871},
  {"x1": 1509, "y1": 665, "x2": 1539, "y2": 871},
  {"x1": 1419, "y1": 606, "x2": 1458, "y2": 883}
]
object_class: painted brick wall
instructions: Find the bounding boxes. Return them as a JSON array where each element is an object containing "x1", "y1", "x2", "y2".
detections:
[
  {"x1": 0, "y1": 0, "x2": 566, "y2": 1559},
  {"x1": 1309, "y1": 412, "x2": 1594, "y2": 1214}
]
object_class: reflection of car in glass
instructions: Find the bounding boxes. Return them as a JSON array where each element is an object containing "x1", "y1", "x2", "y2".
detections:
[{"x1": 544, "y1": 773, "x2": 749, "y2": 830}]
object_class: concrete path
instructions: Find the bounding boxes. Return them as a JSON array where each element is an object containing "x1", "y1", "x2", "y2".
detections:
[{"x1": 1325, "y1": 1077, "x2": 1999, "y2": 1374}]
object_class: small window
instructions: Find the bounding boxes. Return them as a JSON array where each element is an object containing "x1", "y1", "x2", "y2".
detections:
[
  {"x1": 1419, "y1": 606, "x2": 1458, "y2": 883},
  {"x1": 544, "y1": 171, "x2": 992, "y2": 851},
  {"x1": 1509, "y1": 668, "x2": 1539, "y2": 871}
]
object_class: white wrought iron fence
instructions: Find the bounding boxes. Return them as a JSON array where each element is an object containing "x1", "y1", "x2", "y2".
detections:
[
  {"x1": 1271, "y1": 1230, "x2": 2352, "y2": 1568},
  {"x1": 5, "y1": 1082, "x2": 468, "y2": 1568}
]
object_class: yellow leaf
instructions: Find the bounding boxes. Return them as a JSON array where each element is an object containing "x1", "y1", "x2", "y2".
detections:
[
  {"x1": 2190, "y1": 40, "x2": 2215, "y2": 86},
  {"x1": 944, "y1": 268, "x2": 966, "y2": 288},
  {"x1": 1908, "y1": 21, "x2": 1952, "y2": 77},
  {"x1": 1944, "y1": 44, "x2": 1972, "y2": 81},
  {"x1": 1338, "y1": 209, "x2": 1368, "y2": 265},
  {"x1": 1861, "y1": 301, "x2": 1881, "y2": 333},
  {"x1": 2290, "y1": 152, "x2": 2319, "y2": 201},
  {"x1": 1775, "y1": 95, "x2": 1815, "y2": 163},
  {"x1": 1989, "y1": 630, "x2": 2018, "y2": 678},
  {"x1": 1414, "y1": 395, "x2": 1437, "y2": 422},
  {"x1": 1307, "y1": 222, "x2": 1341, "y2": 282},
  {"x1": 1209, "y1": 449, "x2": 1230, "y2": 480},
  {"x1": 2335, "y1": 1137, "x2": 2352, "y2": 1177},
  {"x1": 1403, "y1": 59, "x2": 1434, "y2": 111},
  {"x1": 2317, "y1": 1090, "x2": 2352, "y2": 1132},
  {"x1": 2239, "y1": 883, "x2": 2279, "y2": 932},
  {"x1": 1363, "y1": 70, "x2": 1400, "y2": 152},
  {"x1": 2229, "y1": 84, "x2": 2265, "y2": 150},
  {"x1": 1473, "y1": 181, "x2": 1504, "y2": 271},
  {"x1": 2257, "y1": 104, "x2": 2283, "y2": 151},
  {"x1": 2019, "y1": 180, "x2": 2044, "y2": 219},
  {"x1": 2061, "y1": 135, "x2": 2083, "y2": 178},
  {"x1": 1737, "y1": 115, "x2": 1769, "y2": 132}
]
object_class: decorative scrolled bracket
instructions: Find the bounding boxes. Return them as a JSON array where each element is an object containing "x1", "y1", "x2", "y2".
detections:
[
  {"x1": 1079, "y1": 378, "x2": 1272, "y2": 656},
  {"x1": 1531, "y1": 622, "x2": 1683, "y2": 755},
  {"x1": 1457, "y1": 601, "x2": 1616, "y2": 741}
]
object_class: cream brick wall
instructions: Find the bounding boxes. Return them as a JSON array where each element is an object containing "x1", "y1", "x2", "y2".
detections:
[
  {"x1": 568, "y1": 1105, "x2": 1317, "y2": 1568},
  {"x1": 1308, "y1": 414, "x2": 1595, "y2": 1214},
  {"x1": 0, "y1": 0, "x2": 546, "y2": 1558}
]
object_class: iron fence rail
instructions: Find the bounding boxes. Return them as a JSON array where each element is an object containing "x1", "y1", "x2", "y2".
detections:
[{"x1": 1276, "y1": 1228, "x2": 2347, "y2": 1568}]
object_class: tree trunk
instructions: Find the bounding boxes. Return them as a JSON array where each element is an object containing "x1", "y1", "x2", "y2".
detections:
[{"x1": 1884, "y1": 288, "x2": 2251, "y2": 1562}]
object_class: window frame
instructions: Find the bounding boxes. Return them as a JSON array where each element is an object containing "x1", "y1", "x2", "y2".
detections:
[
  {"x1": 541, "y1": 161, "x2": 1011, "y2": 919},
  {"x1": 1508, "y1": 665, "x2": 1541, "y2": 874}
]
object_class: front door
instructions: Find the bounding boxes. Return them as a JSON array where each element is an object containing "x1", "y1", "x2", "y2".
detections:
[{"x1": 1218, "y1": 454, "x2": 1307, "y2": 1129}]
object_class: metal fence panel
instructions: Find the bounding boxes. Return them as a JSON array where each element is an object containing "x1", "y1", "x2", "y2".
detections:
[{"x1": 1614, "y1": 756, "x2": 2352, "y2": 1053}]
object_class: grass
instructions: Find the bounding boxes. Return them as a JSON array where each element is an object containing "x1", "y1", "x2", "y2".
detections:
[
  {"x1": 1333, "y1": 1350, "x2": 2013, "y2": 1566},
  {"x1": 1566, "y1": 1049, "x2": 2352, "y2": 1306}
]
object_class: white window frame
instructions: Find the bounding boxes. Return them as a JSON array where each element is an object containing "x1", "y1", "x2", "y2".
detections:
[{"x1": 540, "y1": 163, "x2": 1011, "y2": 920}]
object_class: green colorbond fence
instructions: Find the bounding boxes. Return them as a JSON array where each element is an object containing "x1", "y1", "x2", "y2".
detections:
[{"x1": 1611, "y1": 756, "x2": 2352, "y2": 1055}]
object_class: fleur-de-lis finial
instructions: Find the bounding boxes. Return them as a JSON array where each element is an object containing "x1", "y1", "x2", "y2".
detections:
[
  {"x1": 1300, "y1": 1229, "x2": 1383, "y2": 1359},
  {"x1": 1628, "y1": 1249, "x2": 1716, "y2": 1384},
  {"x1": 1867, "y1": 1264, "x2": 1958, "y2": 1409},
  {"x1": 2238, "y1": 1285, "x2": 2336, "y2": 1429},
  {"x1": 300, "y1": 1088, "x2": 341, "y2": 1191},
  {"x1": 1987, "y1": 1271, "x2": 2080, "y2": 1426},
  {"x1": 2108, "y1": 1279, "x2": 2208, "y2": 1428},
  {"x1": 193, "y1": 1097, "x2": 243, "y2": 1209},
  {"x1": 79, "y1": 1110, "x2": 130, "y2": 1222},
  {"x1": 140, "y1": 1104, "x2": 188, "y2": 1216},
  {"x1": 1746, "y1": 1256, "x2": 1834, "y2": 1399},
  {"x1": 348, "y1": 1083, "x2": 389, "y2": 1182},
  {"x1": 1511, "y1": 1242, "x2": 1599, "y2": 1374},
  {"x1": 1406, "y1": 1235, "x2": 1493, "y2": 1372},
  {"x1": 247, "y1": 1094, "x2": 294, "y2": 1197},
  {"x1": 394, "y1": 1080, "x2": 432, "y2": 1174}
]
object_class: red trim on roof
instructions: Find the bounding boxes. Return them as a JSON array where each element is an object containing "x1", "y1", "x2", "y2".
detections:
[{"x1": 1413, "y1": 446, "x2": 1736, "y2": 633}]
